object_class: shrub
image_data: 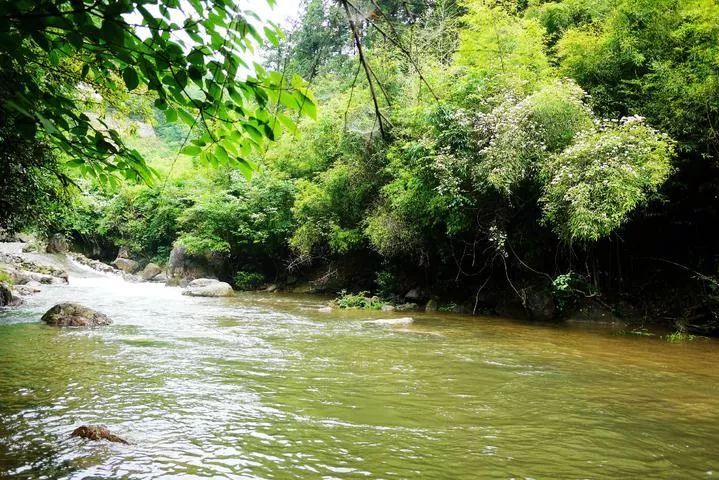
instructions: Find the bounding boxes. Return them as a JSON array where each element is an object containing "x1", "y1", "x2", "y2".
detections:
[
  {"x1": 233, "y1": 271, "x2": 265, "y2": 291},
  {"x1": 375, "y1": 271, "x2": 399, "y2": 299},
  {"x1": 541, "y1": 117, "x2": 674, "y2": 242},
  {"x1": 333, "y1": 290, "x2": 385, "y2": 310}
]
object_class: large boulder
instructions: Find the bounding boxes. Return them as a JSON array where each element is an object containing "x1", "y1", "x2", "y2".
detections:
[
  {"x1": 45, "y1": 234, "x2": 69, "y2": 253},
  {"x1": 1, "y1": 283, "x2": 23, "y2": 307},
  {"x1": 167, "y1": 246, "x2": 225, "y2": 285},
  {"x1": 404, "y1": 288, "x2": 427, "y2": 302},
  {"x1": 41, "y1": 303, "x2": 113, "y2": 327},
  {"x1": 524, "y1": 288, "x2": 556, "y2": 322},
  {"x1": 141, "y1": 262, "x2": 162, "y2": 281},
  {"x1": 182, "y1": 278, "x2": 234, "y2": 297},
  {"x1": 112, "y1": 257, "x2": 140, "y2": 274}
]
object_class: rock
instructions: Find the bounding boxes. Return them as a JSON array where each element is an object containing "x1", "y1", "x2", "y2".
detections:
[
  {"x1": 404, "y1": 288, "x2": 426, "y2": 301},
  {"x1": 141, "y1": 263, "x2": 162, "y2": 281},
  {"x1": 395, "y1": 303, "x2": 419, "y2": 312},
  {"x1": 318, "y1": 306, "x2": 333, "y2": 313},
  {"x1": 117, "y1": 246, "x2": 131, "y2": 259},
  {"x1": 0, "y1": 253, "x2": 68, "y2": 282},
  {"x1": 266, "y1": 284, "x2": 277, "y2": 293},
  {"x1": 381, "y1": 304, "x2": 396, "y2": 312},
  {"x1": 167, "y1": 246, "x2": 221, "y2": 285},
  {"x1": 112, "y1": 257, "x2": 140, "y2": 274},
  {"x1": 1, "y1": 283, "x2": 23, "y2": 307},
  {"x1": 45, "y1": 234, "x2": 68, "y2": 253},
  {"x1": 363, "y1": 317, "x2": 414, "y2": 327},
  {"x1": 121, "y1": 272, "x2": 141, "y2": 283},
  {"x1": 182, "y1": 278, "x2": 234, "y2": 297},
  {"x1": 22, "y1": 241, "x2": 43, "y2": 253},
  {"x1": 425, "y1": 299, "x2": 439, "y2": 312},
  {"x1": 14, "y1": 284, "x2": 41, "y2": 296},
  {"x1": 186, "y1": 278, "x2": 219, "y2": 288},
  {"x1": 41, "y1": 303, "x2": 113, "y2": 327},
  {"x1": 524, "y1": 288, "x2": 556, "y2": 322},
  {"x1": 71, "y1": 425, "x2": 129, "y2": 444},
  {"x1": 152, "y1": 273, "x2": 168, "y2": 283}
]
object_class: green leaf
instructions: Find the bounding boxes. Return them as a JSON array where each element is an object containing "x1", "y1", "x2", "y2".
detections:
[
  {"x1": 236, "y1": 158, "x2": 254, "y2": 180},
  {"x1": 215, "y1": 144, "x2": 230, "y2": 164},
  {"x1": 165, "y1": 108, "x2": 177, "y2": 122},
  {"x1": 122, "y1": 67, "x2": 139, "y2": 91},
  {"x1": 177, "y1": 109, "x2": 196, "y2": 126},
  {"x1": 180, "y1": 145, "x2": 202, "y2": 155}
]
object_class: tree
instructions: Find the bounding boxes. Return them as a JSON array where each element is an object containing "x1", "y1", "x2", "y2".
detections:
[{"x1": 0, "y1": 0, "x2": 316, "y2": 186}]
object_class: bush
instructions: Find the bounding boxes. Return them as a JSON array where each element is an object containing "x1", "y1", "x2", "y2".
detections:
[
  {"x1": 541, "y1": 117, "x2": 674, "y2": 242},
  {"x1": 375, "y1": 270, "x2": 399, "y2": 299},
  {"x1": 333, "y1": 290, "x2": 385, "y2": 310},
  {"x1": 551, "y1": 272, "x2": 589, "y2": 313},
  {"x1": 233, "y1": 271, "x2": 265, "y2": 291}
]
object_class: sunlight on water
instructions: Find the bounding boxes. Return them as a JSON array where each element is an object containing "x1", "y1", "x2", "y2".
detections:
[{"x1": 1, "y1": 260, "x2": 718, "y2": 479}]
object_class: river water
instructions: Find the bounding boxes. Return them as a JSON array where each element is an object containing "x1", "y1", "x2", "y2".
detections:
[{"x1": 1, "y1": 258, "x2": 718, "y2": 479}]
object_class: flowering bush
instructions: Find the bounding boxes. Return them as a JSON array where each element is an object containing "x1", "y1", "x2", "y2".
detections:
[
  {"x1": 541, "y1": 116, "x2": 674, "y2": 241},
  {"x1": 474, "y1": 80, "x2": 593, "y2": 195}
]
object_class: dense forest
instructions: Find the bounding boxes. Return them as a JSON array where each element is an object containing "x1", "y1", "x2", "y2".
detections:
[{"x1": 2, "y1": 0, "x2": 719, "y2": 334}]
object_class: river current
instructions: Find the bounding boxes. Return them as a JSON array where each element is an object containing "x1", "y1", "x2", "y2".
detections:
[{"x1": 1, "y1": 257, "x2": 718, "y2": 479}]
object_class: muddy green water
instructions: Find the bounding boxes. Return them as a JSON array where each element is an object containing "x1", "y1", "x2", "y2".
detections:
[{"x1": 1, "y1": 263, "x2": 718, "y2": 479}]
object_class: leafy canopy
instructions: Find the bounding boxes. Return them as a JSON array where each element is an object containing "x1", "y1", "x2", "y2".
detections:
[{"x1": 0, "y1": 0, "x2": 316, "y2": 185}]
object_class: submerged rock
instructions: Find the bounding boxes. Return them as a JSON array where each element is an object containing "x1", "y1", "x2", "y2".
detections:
[
  {"x1": 141, "y1": 262, "x2": 162, "y2": 280},
  {"x1": 41, "y1": 303, "x2": 113, "y2": 327},
  {"x1": 182, "y1": 278, "x2": 234, "y2": 297},
  {"x1": 363, "y1": 317, "x2": 414, "y2": 327},
  {"x1": 14, "y1": 284, "x2": 41, "y2": 296},
  {"x1": 71, "y1": 425, "x2": 129, "y2": 444}
]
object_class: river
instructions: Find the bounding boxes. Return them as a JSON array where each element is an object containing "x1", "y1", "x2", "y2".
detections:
[{"x1": 1, "y1": 256, "x2": 718, "y2": 479}]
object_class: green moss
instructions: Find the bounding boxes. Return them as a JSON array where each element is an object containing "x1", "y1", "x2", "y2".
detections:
[{"x1": 0, "y1": 269, "x2": 13, "y2": 285}]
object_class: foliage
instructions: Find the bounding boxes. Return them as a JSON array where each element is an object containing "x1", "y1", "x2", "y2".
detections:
[
  {"x1": 551, "y1": 271, "x2": 589, "y2": 313},
  {"x1": 332, "y1": 290, "x2": 385, "y2": 310},
  {"x1": 31, "y1": 0, "x2": 719, "y2": 332},
  {"x1": 233, "y1": 271, "x2": 265, "y2": 291},
  {"x1": 0, "y1": 0, "x2": 316, "y2": 185},
  {"x1": 665, "y1": 332, "x2": 700, "y2": 343},
  {"x1": 541, "y1": 116, "x2": 674, "y2": 241},
  {"x1": 175, "y1": 172, "x2": 295, "y2": 276},
  {"x1": 95, "y1": 184, "x2": 185, "y2": 259},
  {"x1": 375, "y1": 270, "x2": 399, "y2": 299},
  {"x1": 0, "y1": 114, "x2": 71, "y2": 234}
]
